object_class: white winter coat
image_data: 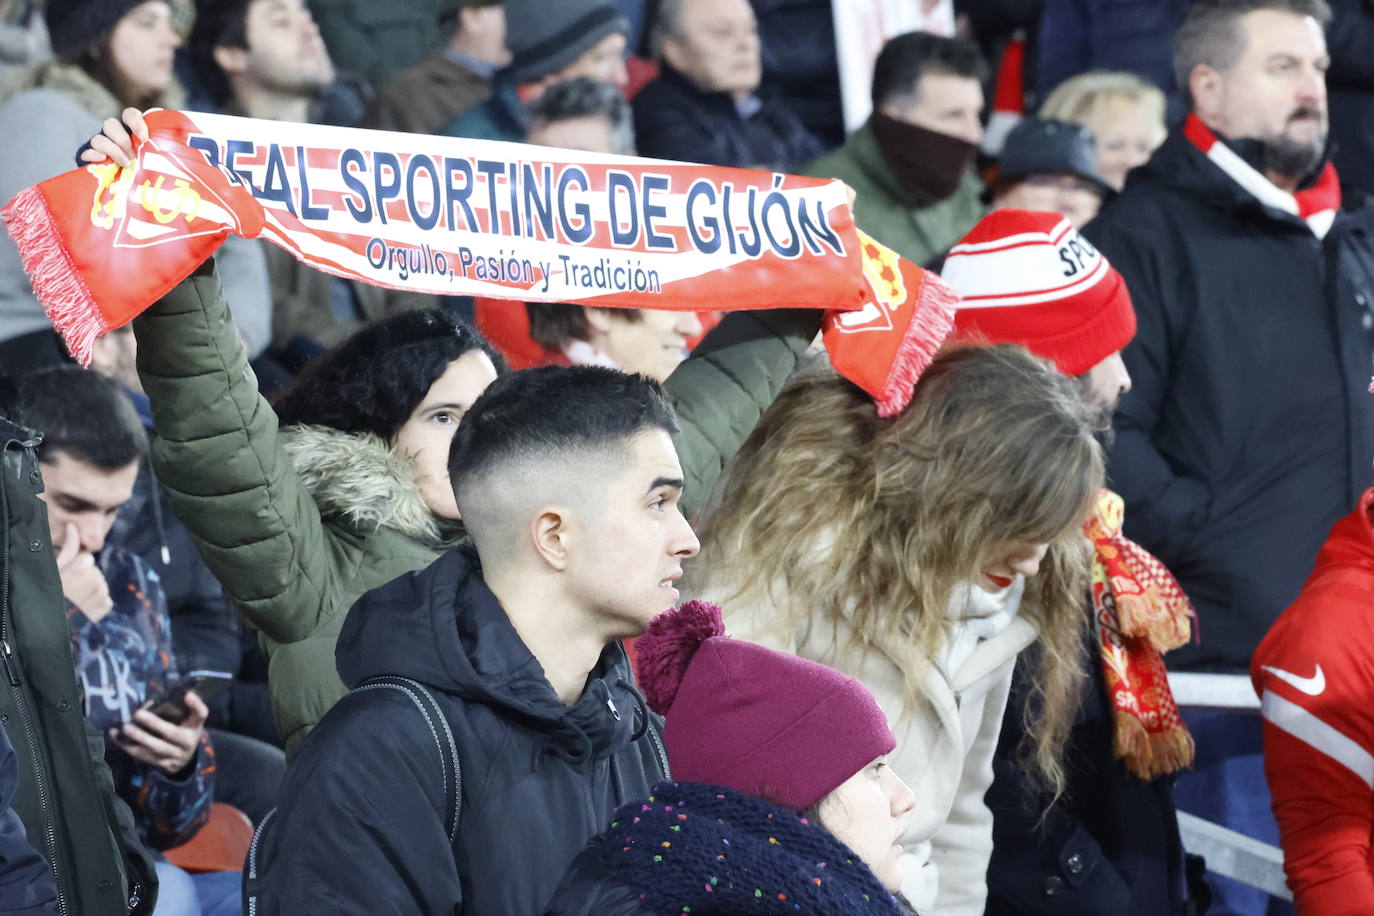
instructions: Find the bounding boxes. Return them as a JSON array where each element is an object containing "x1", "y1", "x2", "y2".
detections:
[{"x1": 711, "y1": 578, "x2": 1037, "y2": 915}]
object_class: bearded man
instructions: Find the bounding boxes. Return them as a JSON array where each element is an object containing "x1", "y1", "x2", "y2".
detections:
[{"x1": 1082, "y1": 1, "x2": 1374, "y2": 911}]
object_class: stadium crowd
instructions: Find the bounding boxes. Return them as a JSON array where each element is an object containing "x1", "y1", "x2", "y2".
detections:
[{"x1": 1, "y1": 0, "x2": 1373, "y2": 914}]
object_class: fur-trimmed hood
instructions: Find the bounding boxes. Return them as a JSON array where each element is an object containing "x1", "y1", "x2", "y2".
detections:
[{"x1": 280, "y1": 424, "x2": 463, "y2": 549}]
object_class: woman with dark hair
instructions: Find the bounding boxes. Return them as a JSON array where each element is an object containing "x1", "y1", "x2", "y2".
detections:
[
  {"x1": 548, "y1": 601, "x2": 917, "y2": 915},
  {"x1": 88, "y1": 105, "x2": 827, "y2": 758},
  {"x1": 0, "y1": 0, "x2": 273, "y2": 373}
]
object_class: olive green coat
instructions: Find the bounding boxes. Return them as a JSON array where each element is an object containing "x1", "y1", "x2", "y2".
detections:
[
  {"x1": 134, "y1": 267, "x2": 821, "y2": 755},
  {"x1": 803, "y1": 123, "x2": 985, "y2": 268}
]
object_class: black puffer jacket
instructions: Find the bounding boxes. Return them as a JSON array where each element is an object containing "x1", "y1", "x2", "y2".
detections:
[
  {"x1": 1083, "y1": 129, "x2": 1374, "y2": 671},
  {"x1": 246, "y1": 545, "x2": 667, "y2": 915}
]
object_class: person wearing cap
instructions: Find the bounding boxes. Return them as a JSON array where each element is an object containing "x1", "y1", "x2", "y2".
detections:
[
  {"x1": 689, "y1": 344, "x2": 1105, "y2": 915},
  {"x1": 987, "y1": 117, "x2": 1114, "y2": 229},
  {"x1": 0, "y1": 0, "x2": 274, "y2": 375},
  {"x1": 630, "y1": 0, "x2": 822, "y2": 170},
  {"x1": 362, "y1": 0, "x2": 509, "y2": 135},
  {"x1": 804, "y1": 31, "x2": 988, "y2": 269},
  {"x1": 547, "y1": 600, "x2": 916, "y2": 915},
  {"x1": 444, "y1": 0, "x2": 630, "y2": 144},
  {"x1": 942, "y1": 209, "x2": 1209, "y2": 916}
]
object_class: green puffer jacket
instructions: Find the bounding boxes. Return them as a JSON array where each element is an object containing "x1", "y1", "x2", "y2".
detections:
[
  {"x1": 134, "y1": 266, "x2": 822, "y2": 756},
  {"x1": 804, "y1": 121, "x2": 985, "y2": 268},
  {"x1": 0, "y1": 416, "x2": 157, "y2": 915}
]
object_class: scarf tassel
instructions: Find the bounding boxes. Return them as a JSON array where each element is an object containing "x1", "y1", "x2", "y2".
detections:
[
  {"x1": 1114, "y1": 589, "x2": 1193, "y2": 653},
  {"x1": 873, "y1": 271, "x2": 958, "y2": 418},
  {"x1": 1114, "y1": 713, "x2": 1197, "y2": 782},
  {"x1": 0, "y1": 185, "x2": 106, "y2": 366}
]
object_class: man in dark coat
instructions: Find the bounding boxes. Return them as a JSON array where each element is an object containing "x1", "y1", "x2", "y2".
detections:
[
  {"x1": 633, "y1": 0, "x2": 821, "y2": 169},
  {"x1": 0, "y1": 408, "x2": 158, "y2": 914},
  {"x1": 248, "y1": 368, "x2": 699, "y2": 914},
  {"x1": 0, "y1": 722, "x2": 57, "y2": 915},
  {"x1": 1083, "y1": 1, "x2": 1374, "y2": 911}
]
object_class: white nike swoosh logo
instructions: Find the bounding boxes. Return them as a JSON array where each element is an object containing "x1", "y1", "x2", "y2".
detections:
[{"x1": 1262, "y1": 664, "x2": 1326, "y2": 697}]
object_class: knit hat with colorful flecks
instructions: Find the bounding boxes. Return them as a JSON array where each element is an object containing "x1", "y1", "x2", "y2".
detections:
[{"x1": 581, "y1": 780, "x2": 906, "y2": 915}]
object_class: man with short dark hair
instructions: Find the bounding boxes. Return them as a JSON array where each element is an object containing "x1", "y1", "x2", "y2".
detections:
[
  {"x1": 1084, "y1": 1, "x2": 1374, "y2": 910},
  {"x1": 805, "y1": 31, "x2": 987, "y2": 266},
  {"x1": 249, "y1": 366, "x2": 699, "y2": 915},
  {"x1": 362, "y1": 0, "x2": 509, "y2": 135},
  {"x1": 190, "y1": 0, "x2": 439, "y2": 359},
  {"x1": 632, "y1": 0, "x2": 821, "y2": 169},
  {"x1": 445, "y1": 0, "x2": 630, "y2": 143}
]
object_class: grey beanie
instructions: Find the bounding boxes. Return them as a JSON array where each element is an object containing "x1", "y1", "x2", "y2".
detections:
[
  {"x1": 997, "y1": 117, "x2": 1113, "y2": 197},
  {"x1": 505, "y1": 0, "x2": 629, "y2": 85}
]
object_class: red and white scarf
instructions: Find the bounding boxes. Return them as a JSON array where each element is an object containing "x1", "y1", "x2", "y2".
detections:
[
  {"x1": 1184, "y1": 113, "x2": 1340, "y2": 238},
  {"x1": 1085, "y1": 490, "x2": 1196, "y2": 781}
]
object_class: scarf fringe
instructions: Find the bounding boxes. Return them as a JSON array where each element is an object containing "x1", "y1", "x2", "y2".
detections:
[
  {"x1": 0, "y1": 185, "x2": 105, "y2": 365},
  {"x1": 874, "y1": 271, "x2": 958, "y2": 418},
  {"x1": 1114, "y1": 714, "x2": 1197, "y2": 782},
  {"x1": 1115, "y1": 590, "x2": 1192, "y2": 653}
]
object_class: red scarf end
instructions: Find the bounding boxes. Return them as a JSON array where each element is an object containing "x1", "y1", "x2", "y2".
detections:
[
  {"x1": 1115, "y1": 716, "x2": 1197, "y2": 781},
  {"x1": 2, "y1": 185, "x2": 106, "y2": 366}
]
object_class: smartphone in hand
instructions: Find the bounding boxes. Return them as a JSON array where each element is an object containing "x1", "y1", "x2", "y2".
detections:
[{"x1": 143, "y1": 670, "x2": 234, "y2": 724}]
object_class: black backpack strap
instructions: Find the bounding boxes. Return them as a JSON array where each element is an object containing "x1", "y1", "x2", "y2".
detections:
[{"x1": 351, "y1": 675, "x2": 462, "y2": 844}]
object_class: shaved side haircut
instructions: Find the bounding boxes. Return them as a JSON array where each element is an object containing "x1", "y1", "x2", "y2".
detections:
[{"x1": 449, "y1": 366, "x2": 679, "y2": 555}]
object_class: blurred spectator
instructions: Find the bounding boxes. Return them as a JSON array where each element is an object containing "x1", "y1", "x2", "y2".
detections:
[
  {"x1": 751, "y1": 0, "x2": 843, "y2": 150},
  {"x1": 445, "y1": 0, "x2": 629, "y2": 142},
  {"x1": 805, "y1": 31, "x2": 987, "y2": 267},
  {"x1": 987, "y1": 117, "x2": 1111, "y2": 227},
  {"x1": 1036, "y1": 0, "x2": 1189, "y2": 120},
  {"x1": 0, "y1": 723, "x2": 58, "y2": 915},
  {"x1": 1040, "y1": 70, "x2": 1168, "y2": 190},
  {"x1": 362, "y1": 0, "x2": 509, "y2": 134},
  {"x1": 528, "y1": 74, "x2": 635, "y2": 153},
  {"x1": 632, "y1": 0, "x2": 821, "y2": 169},
  {"x1": 191, "y1": 0, "x2": 439, "y2": 362},
  {"x1": 0, "y1": 0, "x2": 49, "y2": 78},
  {"x1": 0, "y1": 401, "x2": 157, "y2": 915},
  {"x1": 1084, "y1": 1, "x2": 1374, "y2": 911},
  {"x1": 526, "y1": 303, "x2": 703, "y2": 381},
  {"x1": 1327, "y1": 0, "x2": 1374, "y2": 194},
  {"x1": 307, "y1": 0, "x2": 441, "y2": 92},
  {"x1": 11, "y1": 368, "x2": 239, "y2": 916},
  {"x1": 1252, "y1": 487, "x2": 1374, "y2": 914},
  {"x1": 0, "y1": 0, "x2": 274, "y2": 372}
]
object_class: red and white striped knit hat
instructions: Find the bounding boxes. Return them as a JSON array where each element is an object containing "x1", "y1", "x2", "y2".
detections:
[{"x1": 941, "y1": 209, "x2": 1136, "y2": 376}]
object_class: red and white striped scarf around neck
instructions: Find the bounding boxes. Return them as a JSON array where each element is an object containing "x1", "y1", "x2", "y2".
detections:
[{"x1": 1183, "y1": 113, "x2": 1341, "y2": 239}]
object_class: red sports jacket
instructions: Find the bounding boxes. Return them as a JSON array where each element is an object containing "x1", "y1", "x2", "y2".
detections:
[{"x1": 1252, "y1": 487, "x2": 1374, "y2": 914}]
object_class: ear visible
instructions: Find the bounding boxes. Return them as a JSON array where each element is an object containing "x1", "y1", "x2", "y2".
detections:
[
  {"x1": 529, "y1": 505, "x2": 574, "y2": 571},
  {"x1": 582, "y1": 307, "x2": 617, "y2": 335},
  {"x1": 1189, "y1": 64, "x2": 1223, "y2": 119},
  {"x1": 212, "y1": 44, "x2": 250, "y2": 79},
  {"x1": 660, "y1": 34, "x2": 687, "y2": 72}
]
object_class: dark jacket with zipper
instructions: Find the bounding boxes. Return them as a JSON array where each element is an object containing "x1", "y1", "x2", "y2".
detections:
[
  {"x1": 632, "y1": 65, "x2": 823, "y2": 171},
  {"x1": 246, "y1": 545, "x2": 667, "y2": 915},
  {"x1": 1083, "y1": 129, "x2": 1374, "y2": 672},
  {"x1": 0, "y1": 415, "x2": 156, "y2": 915},
  {"x1": 0, "y1": 719, "x2": 57, "y2": 915}
]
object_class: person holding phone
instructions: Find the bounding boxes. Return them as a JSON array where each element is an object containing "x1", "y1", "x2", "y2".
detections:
[{"x1": 2, "y1": 366, "x2": 241, "y2": 916}]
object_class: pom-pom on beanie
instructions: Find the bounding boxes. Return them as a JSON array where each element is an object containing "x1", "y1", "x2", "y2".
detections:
[
  {"x1": 636, "y1": 601, "x2": 896, "y2": 811},
  {"x1": 942, "y1": 209, "x2": 1136, "y2": 377}
]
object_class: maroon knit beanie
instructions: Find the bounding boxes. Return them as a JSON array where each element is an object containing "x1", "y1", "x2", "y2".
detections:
[{"x1": 636, "y1": 601, "x2": 896, "y2": 812}]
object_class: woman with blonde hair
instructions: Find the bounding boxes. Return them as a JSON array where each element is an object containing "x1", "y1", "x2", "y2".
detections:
[
  {"x1": 688, "y1": 343, "x2": 1104, "y2": 915},
  {"x1": 1040, "y1": 71, "x2": 1167, "y2": 190}
]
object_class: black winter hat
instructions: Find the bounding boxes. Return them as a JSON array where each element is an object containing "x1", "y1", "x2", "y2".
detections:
[
  {"x1": 997, "y1": 117, "x2": 1113, "y2": 197},
  {"x1": 504, "y1": 0, "x2": 628, "y2": 85},
  {"x1": 272, "y1": 309, "x2": 504, "y2": 441},
  {"x1": 46, "y1": 0, "x2": 169, "y2": 56}
]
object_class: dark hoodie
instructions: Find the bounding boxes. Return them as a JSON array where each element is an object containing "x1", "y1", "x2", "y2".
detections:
[
  {"x1": 1083, "y1": 128, "x2": 1374, "y2": 673},
  {"x1": 246, "y1": 545, "x2": 668, "y2": 915}
]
